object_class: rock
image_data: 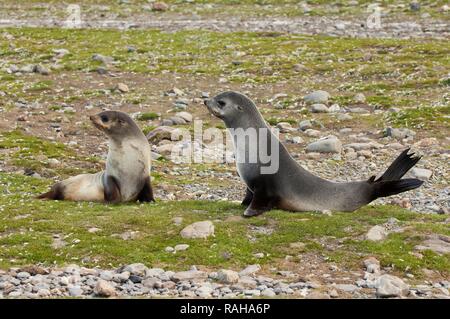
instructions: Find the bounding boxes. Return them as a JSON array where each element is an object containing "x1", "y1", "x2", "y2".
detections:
[
  {"x1": 172, "y1": 217, "x2": 183, "y2": 225},
  {"x1": 47, "y1": 158, "x2": 60, "y2": 168},
  {"x1": 239, "y1": 264, "x2": 261, "y2": 276},
  {"x1": 409, "y1": 168, "x2": 432, "y2": 181},
  {"x1": 353, "y1": 93, "x2": 366, "y2": 103},
  {"x1": 175, "y1": 112, "x2": 193, "y2": 122},
  {"x1": 88, "y1": 227, "x2": 101, "y2": 233},
  {"x1": 311, "y1": 104, "x2": 329, "y2": 113},
  {"x1": 94, "y1": 280, "x2": 117, "y2": 297},
  {"x1": 345, "y1": 142, "x2": 382, "y2": 151},
  {"x1": 180, "y1": 221, "x2": 214, "y2": 239},
  {"x1": 92, "y1": 54, "x2": 114, "y2": 65},
  {"x1": 304, "y1": 129, "x2": 321, "y2": 138},
  {"x1": 35, "y1": 64, "x2": 50, "y2": 75},
  {"x1": 16, "y1": 272, "x2": 30, "y2": 280},
  {"x1": 363, "y1": 257, "x2": 381, "y2": 274},
  {"x1": 261, "y1": 288, "x2": 276, "y2": 297},
  {"x1": 174, "y1": 244, "x2": 189, "y2": 251},
  {"x1": 366, "y1": 225, "x2": 388, "y2": 241},
  {"x1": 410, "y1": 2, "x2": 420, "y2": 11},
  {"x1": 168, "y1": 116, "x2": 186, "y2": 125},
  {"x1": 276, "y1": 122, "x2": 294, "y2": 133},
  {"x1": 375, "y1": 275, "x2": 409, "y2": 298},
  {"x1": 20, "y1": 64, "x2": 36, "y2": 73},
  {"x1": 155, "y1": 143, "x2": 175, "y2": 155},
  {"x1": 216, "y1": 269, "x2": 239, "y2": 284},
  {"x1": 384, "y1": 127, "x2": 416, "y2": 140},
  {"x1": 147, "y1": 126, "x2": 175, "y2": 144},
  {"x1": 333, "y1": 284, "x2": 359, "y2": 293},
  {"x1": 337, "y1": 113, "x2": 353, "y2": 121},
  {"x1": 165, "y1": 246, "x2": 174, "y2": 252},
  {"x1": 306, "y1": 136, "x2": 342, "y2": 153},
  {"x1": 115, "y1": 83, "x2": 129, "y2": 93},
  {"x1": 53, "y1": 48, "x2": 70, "y2": 57},
  {"x1": 253, "y1": 253, "x2": 265, "y2": 258},
  {"x1": 152, "y1": 2, "x2": 169, "y2": 11},
  {"x1": 306, "y1": 291, "x2": 331, "y2": 299},
  {"x1": 142, "y1": 277, "x2": 160, "y2": 288},
  {"x1": 166, "y1": 87, "x2": 184, "y2": 96},
  {"x1": 171, "y1": 270, "x2": 207, "y2": 282},
  {"x1": 68, "y1": 286, "x2": 83, "y2": 297},
  {"x1": 298, "y1": 120, "x2": 313, "y2": 131},
  {"x1": 123, "y1": 263, "x2": 147, "y2": 277},
  {"x1": 415, "y1": 235, "x2": 450, "y2": 255},
  {"x1": 328, "y1": 104, "x2": 340, "y2": 113},
  {"x1": 304, "y1": 90, "x2": 330, "y2": 104}
]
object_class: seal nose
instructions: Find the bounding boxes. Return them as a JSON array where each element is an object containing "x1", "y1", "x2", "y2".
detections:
[
  {"x1": 89, "y1": 115, "x2": 95, "y2": 122},
  {"x1": 204, "y1": 99, "x2": 209, "y2": 106}
]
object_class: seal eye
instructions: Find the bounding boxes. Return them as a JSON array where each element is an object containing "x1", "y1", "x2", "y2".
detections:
[
  {"x1": 101, "y1": 115, "x2": 108, "y2": 123},
  {"x1": 217, "y1": 100, "x2": 226, "y2": 108}
]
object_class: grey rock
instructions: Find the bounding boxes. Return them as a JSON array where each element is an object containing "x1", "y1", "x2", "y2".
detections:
[
  {"x1": 306, "y1": 136, "x2": 342, "y2": 153},
  {"x1": 415, "y1": 235, "x2": 450, "y2": 254},
  {"x1": 375, "y1": 275, "x2": 409, "y2": 298},
  {"x1": 409, "y1": 168, "x2": 432, "y2": 181},
  {"x1": 216, "y1": 269, "x2": 239, "y2": 284},
  {"x1": 123, "y1": 263, "x2": 147, "y2": 277},
  {"x1": 171, "y1": 270, "x2": 207, "y2": 282},
  {"x1": 180, "y1": 221, "x2": 214, "y2": 239},
  {"x1": 304, "y1": 90, "x2": 330, "y2": 104},
  {"x1": 366, "y1": 225, "x2": 388, "y2": 241},
  {"x1": 298, "y1": 120, "x2": 313, "y2": 131},
  {"x1": 239, "y1": 264, "x2": 261, "y2": 276},
  {"x1": 94, "y1": 280, "x2": 117, "y2": 297},
  {"x1": 311, "y1": 104, "x2": 329, "y2": 113}
]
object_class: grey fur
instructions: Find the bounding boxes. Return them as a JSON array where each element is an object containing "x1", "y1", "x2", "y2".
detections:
[{"x1": 205, "y1": 91, "x2": 423, "y2": 216}]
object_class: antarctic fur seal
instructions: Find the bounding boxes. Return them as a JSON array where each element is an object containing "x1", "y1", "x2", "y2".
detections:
[
  {"x1": 205, "y1": 91, "x2": 423, "y2": 217},
  {"x1": 38, "y1": 111, "x2": 154, "y2": 203}
]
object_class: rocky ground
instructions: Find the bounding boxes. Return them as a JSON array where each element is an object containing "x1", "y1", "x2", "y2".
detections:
[{"x1": 0, "y1": 1, "x2": 449, "y2": 299}]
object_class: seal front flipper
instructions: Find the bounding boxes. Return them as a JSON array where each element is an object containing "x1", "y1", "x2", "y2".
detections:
[
  {"x1": 241, "y1": 188, "x2": 253, "y2": 207},
  {"x1": 137, "y1": 176, "x2": 155, "y2": 203},
  {"x1": 243, "y1": 189, "x2": 275, "y2": 218},
  {"x1": 37, "y1": 183, "x2": 65, "y2": 200},
  {"x1": 103, "y1": 175, "x2": 121, "y2": 203}
]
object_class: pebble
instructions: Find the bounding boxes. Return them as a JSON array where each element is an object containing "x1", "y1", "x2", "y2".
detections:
[
  {"x1": 94, "y1": 280, "x2": 117, "y2": 297},
  {"x1": 375, "y1": 275, "x2": 409, "y2": 298},
  {"x1": 366, "y1": 225, "x2": 388, "y2": 241},
  {"x1": 180, "y1": 221, "x2": 214, "y2": 239},
  {"x1": 306, "y1": 135, "x2": 342, "y2": 153},
  {"x1": 304, "y1": 90, "x2": 330, "y2": 104},
  {"x1": 311, "y1": 104, "x2": 329, "y2": 113},
  {"x1": 239, "y1": 264, "x2": 261, "y2": 276}
]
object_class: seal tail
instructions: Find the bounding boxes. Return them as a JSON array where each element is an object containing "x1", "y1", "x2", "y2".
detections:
[{"x1": 368, "y1": 148, "x2": 423, "y2": 200}]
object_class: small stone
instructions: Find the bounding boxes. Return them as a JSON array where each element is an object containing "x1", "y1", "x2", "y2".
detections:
[
  {"x1": 180, "y1": 221, "x2": 214, "y2": 239},
  {"x1": 88, "y1": 227, "x2": 101, "y2": 233},
  {"x1": 375, "y1": 275, "x2": 409, "y2": 298},
  {"x1": 165, "y1": 246, "x2": 174, "y2": 252},
  {"x1": 410, "y1": 2, "x2": 420, "y2": 11},
  {"x1": 384, "y1": 127, "x2": 416, "y2": 140},
  {"x1": 353, "y1": 93, "x2": 366, "y2": 103},
  {"x1": 16, "y1": 272, "x2": 30, "y2": 280},
  {"x1": 175, "y1": 112, "x2": 193, "y2": 122},
  {"x1": 408, "y1": 168, "x2": 432, "y2": 181},
  {"x1": 35, "y1": 64, "x2": 50, "y2": 75},
  {"x1": 116, "y1": 83, "x2": 129, "y2": 93},
  {"x1": 276, "y1": 122, "x2": 294, "y2": 133},
  {"x1": 415, "y1": 235, "x2": 450, "y2": 255},
  {"x1": 298, "y1": 120, "x2": 312, "y2": 131},
  {"x1": 261, "y1": 288, "x2": 276, "y2": 297},
  {"x1": 253, "y1": 253, "x2": 265, "y2": 258},
  {"x1": 68, "y1": 286, "x2": 83, "y2": 297},
  {"x1": 304, "y1": 90, "x2": 330, "y2": 104},
  {"x1": 123, "y1": 263, "x2": 147, "y2": 276},
  {"x1": 239, "y1": 264, "x2": 261, "y2": 276},
  {"x1": 306, "y1": 135, "x2": 342, "y2": 153},
  {"x1": 311, "y1": 104, "x2": 329, "y2": 113},
  {"x1": 174, "y1": 244, "x2": 189, "y2": 251},
  {"x1": 94, "y1": 280, "x2": 117, "y2": 297},
  {"x1": 363, "y1": 257, "x2": 381, "y2": 273},
  {"x1": 328, "y1": 104, "x2": 340, "y2": 112},
  {"x1": 216, "y1": 269, "x2": 239, "y2": 284},
  {"x1": 366, "y1": 225, "x2": 388, "y2": 241},
  {"x1": 172, "y1": 217, "x2": 183, "y2": 225},
  {"x1": 92, "y1": 54, "x2": 114, "y2": 65},
  {"x1": 152, "y1": 2, "x2": 169, "y2": 11},
  {"x1": 171, "y1": 270, "x2": 207, "y2": 282}
]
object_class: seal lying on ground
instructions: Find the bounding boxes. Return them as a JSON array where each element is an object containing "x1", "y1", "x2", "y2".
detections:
[
  {"x1": 38, "y1": 111, "x2": 154, "y2": 203},
  {"x1": 205, "y1": 91, "x2": 423, "y2": 217}
]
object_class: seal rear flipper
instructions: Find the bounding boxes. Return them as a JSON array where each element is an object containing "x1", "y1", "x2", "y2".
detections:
[
  {"x1": 103, "y1": 175, "x2": 121, "y2": 203},
  {"x1": 241, "y1": 188, "x2": 253, "y2": 207},
  {"x1": 137, "y1": 176, "x2": 155, "y2": 203},
  {"x1": 371, "y1": 178, "x2": 423, "y2": 199},
  {"x1": 371, "y1": 148, "x2": 421, "y2": 182},
  {"x1": 36, "y1": 183, "x2": 65, "y2": 200}
]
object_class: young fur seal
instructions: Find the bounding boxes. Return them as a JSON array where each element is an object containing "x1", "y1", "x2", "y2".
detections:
[
  {"x1": 205, "y1": 91, "x2": 423, "y2": 217},
  {"x1": 38, "y1": 111, "x2": 154, "y2": 203}
]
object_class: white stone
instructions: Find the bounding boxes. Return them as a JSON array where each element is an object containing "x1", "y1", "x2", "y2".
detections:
[{"x1": 180, "y1": 221, "x2": 214, "y2": 239}]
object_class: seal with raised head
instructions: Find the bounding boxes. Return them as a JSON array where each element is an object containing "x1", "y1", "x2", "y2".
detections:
[
  {"x1": 38, "y1": 111, "x2": 154, "y2": 203},
  {"x1": 205, "y1": 91, "x2": 423, "y2": 217}
]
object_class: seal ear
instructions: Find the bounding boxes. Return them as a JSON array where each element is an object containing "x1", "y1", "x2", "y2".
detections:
[{"x1": 236, "y1": 105, "x2": 243, "y2": 111}]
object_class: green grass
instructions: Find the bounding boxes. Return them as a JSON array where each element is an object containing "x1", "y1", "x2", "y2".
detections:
[
  {"x1": 0, "y1": 172, "x2": 448, "y2": 276},
  {"x1": 387, "y1": 105, "x2": 450, "y2": 130},
  {"x1": 137, "y1": 112, "x2": 160, "y2": 121}
]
